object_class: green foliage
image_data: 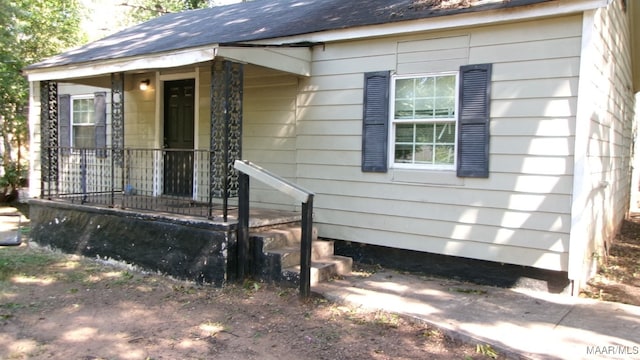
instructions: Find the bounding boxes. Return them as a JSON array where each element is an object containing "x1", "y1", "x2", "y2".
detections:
[
  {"x1": 120, "y1": 0, "x2": 210, "y2": 24},
  {"x1": 0, "y1": 0, "x2": 84, "y2": 188},
  {"x1": 0, "y1": 160, "x2": 26, "y2": 192}
]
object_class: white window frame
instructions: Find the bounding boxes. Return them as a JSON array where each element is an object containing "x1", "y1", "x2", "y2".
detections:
[
  {"x1": 70, "y1": 94, "x2": 96, "y2": 148},
  {"x1": 389, "y1": 71, "x2": 460, "y2": 170}
]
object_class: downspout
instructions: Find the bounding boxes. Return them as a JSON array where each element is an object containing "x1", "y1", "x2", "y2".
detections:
[{"x1": 568, "y1": 9, "x2": 598, "y2": 296}]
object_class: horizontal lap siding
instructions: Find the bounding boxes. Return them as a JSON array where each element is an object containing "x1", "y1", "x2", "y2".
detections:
[
  {"x1": 243, "y1": 66, "x2": 299, "y2": 210},
  {"x1": 124, "y1": 74, "x2": 156, "y2": 148},
  {"x1": 571, "y1": 1, "x2": 635, "y2": 282},
  {"x1": 297, "y1": 15, "x2": 583, "y2": 271}
]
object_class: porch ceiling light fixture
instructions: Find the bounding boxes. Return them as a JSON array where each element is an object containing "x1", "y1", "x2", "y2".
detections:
[{"x1": 139, "y1": 79, "x2": 150, "y2": 91}]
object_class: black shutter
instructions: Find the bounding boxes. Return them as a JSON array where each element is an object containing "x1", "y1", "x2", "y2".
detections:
[
  {"x1": 94, "y1": 92, "x2": 107, "y2": 157},
  {"x1": 58, "y1": 94, "x2": 71, "y2": 149},
  {"x1": 457, "y1": 64, "x2": 492, "y2": 178},
  {"x1": 362, "y1": 71, "x2": 390, "y2": 172}
]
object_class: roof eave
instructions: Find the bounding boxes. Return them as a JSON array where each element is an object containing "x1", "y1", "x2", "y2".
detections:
[
  {"x1": 24, "y1": 44, "x2": 312, "y2": 82},
  {"x1": 24, "y1": 0, "x2": 607, "y2": 82},
  {"x1": 247, "y1": 0, "x2": 608, "y2": 46},
  {"x1": 24, "y1": 46, "x2": 217, "y2": 82}
]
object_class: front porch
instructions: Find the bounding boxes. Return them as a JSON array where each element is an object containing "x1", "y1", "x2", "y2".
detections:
[
  {"x1": 29, "y1": 196, "x2": 303, "y2": 286},
  {"x1": 27, "y1": 46, "x2": 348, "y2": 292},
  {"x1": 31, "y1": 145, "x2": 351, "y2": 290}
]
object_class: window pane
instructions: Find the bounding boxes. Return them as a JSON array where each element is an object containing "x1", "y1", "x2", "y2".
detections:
[
  {"x1": 414, "y1": 145, "x2": 434, "y2": 164},
  {"x1": 414, "y1": 77, "x2": 435, "y2": 98},
  {"x1": 414, "y1": 98, "x2": 434, "y2": 119},
  {"x1": 73, "y1": 126, "x2": 95, "y2": 148},
  {"x1": 436, "y1": 75, "x2": 456, "y2": 97},
  {"x1": 435, "y1": 97, "x2": 455, "y2": 118},
  {"x1": 77, "y1": 112, "x2": 92, "y2": 124},
  {"x1": 394, "y1": 144, "x2": 413, "y2": 163},
  {"x1": 415, "y1": 123, "x2": 434, "y2": 143},
  {"x1": 395, "y1": 123, "x2": 414, "y2": 143},
  {"x1": 434, "y1": 145, "x2": 454, "y2": 165},
  {"x1": 394, "y1": 100, "x2": 414, "y2": 119},
  {"x1": 395, "y1": 79, "x2": 414, "y2": 99},
  {"x1": 435, "y1": 123, "x2": 455, "y2": 143},
  {"x1": 73, "y1": 98, "x2": 95, "y2": 125}
]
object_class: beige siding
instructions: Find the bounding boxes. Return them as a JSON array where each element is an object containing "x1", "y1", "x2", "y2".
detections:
[
  {"x1": 27, "y1": 81, "x2": 42, "y2": 198},
  {"x1": 124, "y1": 73, "x2": 156, "y2": 148},
  {"x1": 243, "y1": 65, "x2": 299, "y2": 210},
  {"x1": 122, "y1": 73, "x2": 158, "y2": 196},
  {"x1": 298, "y1": 15, "x2": 584, "y2": 271},
  {"x1": 569, "y1": 1, "x2": 635, "y2": 287}
]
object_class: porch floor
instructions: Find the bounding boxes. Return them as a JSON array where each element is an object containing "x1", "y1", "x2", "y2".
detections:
[{"x1": 43, "y1": 194, "x2": 301, "y2": 228}]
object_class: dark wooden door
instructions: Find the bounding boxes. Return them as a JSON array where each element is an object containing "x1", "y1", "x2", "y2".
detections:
[{"x1": 163, "y1": 79, "x2": 195, "y2": 196}]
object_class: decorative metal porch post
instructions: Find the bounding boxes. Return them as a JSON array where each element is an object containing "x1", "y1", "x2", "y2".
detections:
[
  {"x1": 111, "y1": 72, "x2": 125, "y2": 207},
  {"x1": 39, "y1": 81, "x2": 58, "y2": 198},
  {"x1": 210, "y1": 60, "x2": 243, "y2": 221}
]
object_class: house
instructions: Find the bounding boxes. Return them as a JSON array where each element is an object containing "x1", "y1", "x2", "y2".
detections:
[{"x1": 23, "y1": 0, "x2": 639, "y2": 294}]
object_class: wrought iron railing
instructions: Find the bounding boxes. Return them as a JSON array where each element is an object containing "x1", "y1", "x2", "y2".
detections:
[{"x1": 41, "y1": 147, "x2": 235, "y2": 220}]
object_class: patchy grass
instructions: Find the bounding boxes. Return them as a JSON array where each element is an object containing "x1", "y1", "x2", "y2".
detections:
[
  {"x1": 0, "y1": 248, "x2": 57, "y2": 281},
  {"x1": 581, "y1": 216, "x2": 640, "y2": 306}
]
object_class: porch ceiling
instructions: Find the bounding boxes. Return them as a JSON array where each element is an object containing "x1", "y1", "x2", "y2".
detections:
[{"x1": 24, "y1": 45, "x2": 311, "y2": 82}]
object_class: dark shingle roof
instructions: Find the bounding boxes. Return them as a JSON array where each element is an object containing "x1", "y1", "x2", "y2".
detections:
[{"x1": 26, "y1": 0, "x2": 553, "y2": 70}]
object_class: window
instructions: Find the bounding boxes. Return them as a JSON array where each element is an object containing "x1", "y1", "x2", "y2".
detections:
[
  {"x1": 71, "y1": 96, "x2": 96, "y2": 148},
  {"x1": 391, "y1": 73, "x2": 457, "y2": 169},
  {"x1": 362, "y1": 64, "x2": 491, "y2": 177}
]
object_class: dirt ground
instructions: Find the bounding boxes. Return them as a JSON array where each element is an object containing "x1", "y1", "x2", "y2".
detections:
[
  {"x1": 1, "y1": 205, "x2": 638, "y2": 360},
  {"x1": 580, "y1": 214, "x2": 640, "y2": 307},
  {"x1": 0, "y1": 248, "x2": 501, "y2": 360}
]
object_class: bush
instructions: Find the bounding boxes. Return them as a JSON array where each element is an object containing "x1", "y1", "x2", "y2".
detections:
[{"x1": 0, "y1": 161, "x2": 26, "y2": 202}]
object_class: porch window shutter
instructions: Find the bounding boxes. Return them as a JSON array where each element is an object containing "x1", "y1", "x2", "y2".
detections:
[
  {"x1": 362, "y1": 71, "x2": 390, "y2": 172},
  {"x1": 94, "y1": 91, "x2": 107, "y2": 157},
  {"x1": 457, "y1": 63, "x2": 492, "y2": 178},
  {"x1": 58, "y1": 94, "x2": 71, "y2": 149}
]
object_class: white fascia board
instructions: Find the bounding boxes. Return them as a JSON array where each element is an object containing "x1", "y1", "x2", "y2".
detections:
[
  {"x1": 250, "y1": 0, "x2": 608, "y2": 46},
  {"x1": 25, "y1": 46, "x2": 217, "y2": 82},
  {"x1": 216, "y1": 47, "x2": 311, "y2": 76}
]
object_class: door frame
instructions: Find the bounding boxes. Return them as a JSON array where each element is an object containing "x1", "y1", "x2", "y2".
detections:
[{"x1": 154, "y1": 70, "x2": 200, "y2": 198}]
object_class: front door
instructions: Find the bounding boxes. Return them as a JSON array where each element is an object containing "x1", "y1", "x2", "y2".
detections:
[{"x1": 163, "y1": 79, "x2": 195, "y2": 197}]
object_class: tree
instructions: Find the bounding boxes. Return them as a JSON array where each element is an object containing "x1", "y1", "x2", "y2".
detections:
[
  {"x1": 119, "y1": 0, "x2": 211, "y2": 24},
  {"x1": 0, "y1": 0, "x2": 84, "y2": 201}
]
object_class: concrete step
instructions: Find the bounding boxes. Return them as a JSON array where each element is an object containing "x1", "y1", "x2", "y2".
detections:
[
  {"x1": 249, "y1": 223, "x2": 352, "y2": 287},
  {"x1": 263, "y1": 239, "x2": 335, "y2": 267},
  {"x1": 250, "y1": 225, "x2": 318, "y2": 250},
  {"x1": 282, "y1": 255, "x2": 353, "y2": 287}
]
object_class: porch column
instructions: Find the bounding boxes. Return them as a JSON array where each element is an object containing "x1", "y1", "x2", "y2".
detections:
[
  {"x1": 39, "y1": 80, "x2": 58, "y2": 198},
  {"x1": 111, "y1": 73, "x2": 125, "y2": 165},
  {"x1": 210, "y1": 60, "x2": 244, "y2": 221}
]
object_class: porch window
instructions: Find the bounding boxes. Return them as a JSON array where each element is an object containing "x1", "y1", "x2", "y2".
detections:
[
  {"x1": 391, "y1": 74, "x2": 457, "y2": 169},
  {"x1": 58, "y1": 91, "x2": 107, "y2": 152},
  {"x1": 71, "y1": 96, "x2": 96, "y2": 148}
]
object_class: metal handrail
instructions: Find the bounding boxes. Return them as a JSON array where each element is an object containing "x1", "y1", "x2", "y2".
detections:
[{"x1": 233, "y1": 160, "x2": 315, "y2": 298}]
